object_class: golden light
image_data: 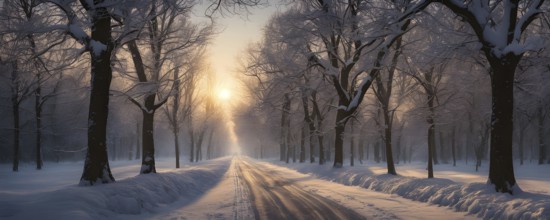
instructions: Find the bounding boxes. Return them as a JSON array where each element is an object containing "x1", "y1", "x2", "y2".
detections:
[{"x1": 219, "y1": 89, "x2": 231, "y2": 100}]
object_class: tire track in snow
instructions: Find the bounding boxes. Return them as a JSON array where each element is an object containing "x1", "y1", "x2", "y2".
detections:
[
  {"x1": 237, "y1": 157, "x2": 366, "y2": 220},
  {"x1": 231, "y1": 159, "x2": 254, "y2": 220}
]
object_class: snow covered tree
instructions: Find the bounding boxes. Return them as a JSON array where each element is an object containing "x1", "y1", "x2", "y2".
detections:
[
  {"x1": 118, "y1": 0, "x2": 212, "y2": 173},
  {"x1": 242, "y1": 11, "x2": 319, "y2": 163},
  {"x1": 303, "y1": 0, "x2": 415, "y2": 169},
  {"x1": 371, "y1": 33, "x2": 405, "y2": 174},
  {"x1": 23, "y1": 0, "x2": 154, "y2": 184},
  {"x1": 73, "y1": 0, "x2": 117, "y2": 184},
  {"x1": 429, "y1": 0, "x2": 547, "y2": 193},
  {"x1": 0, "y1": 0, "x2": 70, "y2": 171},
  {"x1": 398, "y1": 0, "x2": 548, "y2": 193}
]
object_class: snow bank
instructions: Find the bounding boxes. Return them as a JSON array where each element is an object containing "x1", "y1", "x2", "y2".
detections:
[
  {"x1": 276, "y1": 161, "x2": 550, "y2": 220},
  {"x1": 0, "y1": 158, "x2": 231, "y2": 220}
]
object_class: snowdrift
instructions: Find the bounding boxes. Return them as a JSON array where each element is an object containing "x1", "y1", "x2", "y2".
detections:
[
  {"x1": 0, "y1": 158, "x2": 230, "y2": 220},
  {"x1": 278, "y1": 162, "x2": 550, "y2": 220}
]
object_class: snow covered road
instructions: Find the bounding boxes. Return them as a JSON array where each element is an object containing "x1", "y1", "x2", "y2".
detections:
[
  {"x1": 236, "y1": 158, "x2": 366, "y2": 220},
  {"x1": 231, "y1": 157, "x2": 477, "y2": 220},
  {"x1": 0, "y1": 156, "x2": 482, "y2": 219},
  {"x1": 134, "y1": 156, "x2": 476, "y2": 219}
]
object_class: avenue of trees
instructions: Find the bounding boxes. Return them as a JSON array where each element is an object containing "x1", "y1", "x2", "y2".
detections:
[
  {"x1": 1, "y1": 0, "x2": 549, "y2": 195},
  {"x1": 0, "y1": 0, "x2": 232, "y2": 184},
  {"x1": 236, "y1": 0, "x2": 549, "y2": 194}
]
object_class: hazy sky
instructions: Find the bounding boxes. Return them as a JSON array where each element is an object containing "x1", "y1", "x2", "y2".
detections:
[{"x1": 194, "y1": 3, "x2": 287, "y2": 97}]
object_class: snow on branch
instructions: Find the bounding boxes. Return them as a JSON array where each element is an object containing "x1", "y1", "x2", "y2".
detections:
[
  {"x1": 308, "y1": 52, "x2": 350, "y2": 102},
  {"x1": 44, "y1": 0, "x2": 91, "y2": 46},
  {"x1": 346, "y1": 75, "x2": 372, "y2": 112},
  {"x1": 436, "y1": 0, "x2": 547, "y2": 57}
]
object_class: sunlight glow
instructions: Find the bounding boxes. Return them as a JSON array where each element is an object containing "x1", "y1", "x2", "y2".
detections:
[{"x1": 219, "y1": 89, "x2": 231, "y2": 100}]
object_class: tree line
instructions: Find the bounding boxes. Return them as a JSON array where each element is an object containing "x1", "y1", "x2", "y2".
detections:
[
  {"x1": 236, "y1": 0, "x2": 549, "y2": 194},
  {"x1": 0, "y1": 0, "x2": 238, "y2": 184},
  {"x1": 0, "y1": 0, "x2": 548, "y2": 195}
]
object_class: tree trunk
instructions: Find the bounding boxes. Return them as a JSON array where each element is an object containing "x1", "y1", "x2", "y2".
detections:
[
  {"x1": 318, "y1": 134, "x2": 325, "y2": 165},
  {"x1": 312, "y1": 92, "x2": 325, "y2": 165},
  {"x1": 196, "y1": 129, "x2": 206, "y2": 162},
  {"x1": 189, "y1": 126, "x2": 195, "y2": 163},
  {"x1": 426, "y1": 80, "x2": 436, "y2": 178},
  {"x1": 280, "y1": 94, "x2": 290, "y2": 161},
  {"x1": 29, "y1": 35, "x2": 44, "y2": 170},
  {"x1": 174, "y1": 129, "x2": 180, "y2": 168},
  {"x1": 452, "y1": 126, "x2": 456, "y2": 167},
  {"x1": 206, "y1": 128, "x2": 214, "y2": 160},
  {"x1": 487, "y1": 59, "x2": 517, "y2": 193},
  {"x1": 358, "y1": 136, "x2": 364, "y2": 164},
  {"x1": 286, "y1": 124, "x2": 291, "y2": 164},
  {"x1": 79, "y1": 5, "x2": 115, "y2": 184},
  {"x1": 427, "y1": 122, "x2": 435, "y2": 178},
  {"x1": 301, "y1": 90, "x2": 315, "y2": 163},
  {"x1": 280, "y1": 115, "x2": 286, "y2": 162},
  {"x1": 300, "y1": 123, "x2": 306, "y2": 163},
  {"x1": 140, "y1": 111, "x2": 156, "y2": 174},
  {"x1": 538, "y1": 103, "x2": 546, "y2": 165},
  {"x1": 326, "y1": 134, "x2": 332, "y2": 162},
  {"x1": 350, "y1": 122, "x2": 355, "y2": 167},
  {"x1": 127, "y1": 37, "x2": 161, "y2": 173},
  {"x1": 383, "y1": 107, "x2": 396, "y2": 175},
  {"x1": 136, "y1": 121, "x2": 141, "y2": 160},
  {"x1": 11, "y1": 84, "x2": 20, "y2": 172},
  {"x1": 427, "y1": 91, "x2": 436, "y2": 178},
  {"x1": 171, "y1": 70, "x2": 181, "y2": 167},
  {"x1": 309, "y1": 126, "x2": 315, "y2": 163},
  {"x1": 333, "y1": 109, "x2": 346, "y2": 167}
]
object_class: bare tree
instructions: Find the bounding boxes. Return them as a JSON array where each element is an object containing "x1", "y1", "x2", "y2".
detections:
[
  {"x1": 404, "y1": 0, "x2": 548, "y2": 194},
  {"x1": 0, "y1": 0, "x2": 68, "y2": 171},
  {"x1": 119, "y1": 0, "x2": 212, "y2": 172},
  {"x1": 19, "y1": 0, "x2": 153, "y2": 184},
  {"x1": 371, "y1": 34, "x2": 405, "y2": 174},
  {"x1": 305, "y1": 0, "x2": 414, "y2": 169}
]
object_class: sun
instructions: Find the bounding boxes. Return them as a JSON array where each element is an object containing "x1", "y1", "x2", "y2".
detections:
[{"x1": 219, "y1": 89, "x2": 231, "y2": 100}]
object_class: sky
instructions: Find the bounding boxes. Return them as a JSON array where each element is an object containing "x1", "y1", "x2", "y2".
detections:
[{"x1": 193, "y1": 2, "x2": 288, "y2": 101}]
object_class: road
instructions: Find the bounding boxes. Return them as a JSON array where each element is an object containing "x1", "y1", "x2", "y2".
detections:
[
  {"x1": 143, "y1": 157, "x2": 476, "y2": 220},
  {"x1": 235, "y1": 158, "x2": 366, "y2": 220}
]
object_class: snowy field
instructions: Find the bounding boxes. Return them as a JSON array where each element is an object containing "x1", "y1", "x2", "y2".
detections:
[
  {"x1": 272, "y1": 159, "x2": 550, "y2": 219},
  {"x1": 0, "y1": 157, "x2": 548, "y2": 219}
]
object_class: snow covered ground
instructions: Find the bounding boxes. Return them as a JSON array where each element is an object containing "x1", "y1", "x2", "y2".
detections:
[
  {"x1": 361, "y1": 161, "x2": 550, "y2": 195},
  {"x1": 0, "y1": 157, "x2": 547, "y2": 219},
  {"x1": 270, "y1": 159, "x2": 550, "y2": 219},
  {"x1": 0, "y1": 158, "x2": 232, "y2": 219}
]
